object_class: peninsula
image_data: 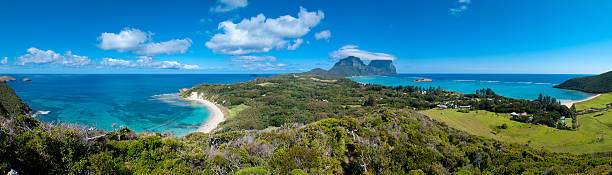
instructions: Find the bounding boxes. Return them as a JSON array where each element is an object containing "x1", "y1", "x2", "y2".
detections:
[{"x1": 554, "y1": 71, "x2": 612, "y2": 93}]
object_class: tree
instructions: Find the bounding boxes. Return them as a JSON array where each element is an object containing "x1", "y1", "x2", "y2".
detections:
[
  {"x1": 364, "y1": 96, "x2": 376, "y2": 106},
  {"x1": 571, "y1": 104, "x2": 578, "y2": 129}
]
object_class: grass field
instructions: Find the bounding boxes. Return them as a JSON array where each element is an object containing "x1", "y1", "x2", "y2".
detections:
[
  {"x1": 228, "y1": 104, "x2": 249, "y2": 118},
  {"x1": 421, "y1": 103, "x2": 612, "y2": 154},
  {"x1": 574, "y1": 93, "x2": 612, "y2": 110}
]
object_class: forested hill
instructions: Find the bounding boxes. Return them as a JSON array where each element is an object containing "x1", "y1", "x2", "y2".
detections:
[
  {"x1": 554, "y1": 71, "x2": 612, "y2": 93},
  {"x1": 0, "y1": 82, "x2": 31, "y2": 118},
  {"x1": 0, "y1": 73, "x2": 611, "y2": 174}
]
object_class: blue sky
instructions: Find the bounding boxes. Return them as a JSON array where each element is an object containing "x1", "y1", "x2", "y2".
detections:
[{"x1": 1, "y1": 0, "x2": 611, "y2": 74}]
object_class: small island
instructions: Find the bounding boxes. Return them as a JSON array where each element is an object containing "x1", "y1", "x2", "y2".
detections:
[
  {"x1": 22, "y1": 78, "x2": 32, "y2": 82},
  {"x1": 414, "y1": 78, "x2": 433, "y2": 82}
]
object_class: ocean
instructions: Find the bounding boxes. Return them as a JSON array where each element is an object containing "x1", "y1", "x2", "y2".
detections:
[
  {"x1": 5, "y1": 74, "x2": 594, "y2": 136},
  {"x1": 351, "y1": 74, "x2": 596, "y2": 103},
  {"x1": 6, "y1": 74, "x2": 264, "y2": 136}
]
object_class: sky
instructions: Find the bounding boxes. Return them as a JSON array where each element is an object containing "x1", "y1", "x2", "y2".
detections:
[{"x1": 1, "y1": 0, "x2": 612, "y2": 74}]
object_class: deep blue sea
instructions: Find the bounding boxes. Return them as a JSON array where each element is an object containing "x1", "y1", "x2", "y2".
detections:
[
  {"x1": 4, "y1": 74, "x2": 594, "y2": 136},
  {"x1": 5, "y1": 74, "x2": 264, "y2": 136},
  {"x1": 351, "y1": 74, "x2": 596, "y2": 103}
]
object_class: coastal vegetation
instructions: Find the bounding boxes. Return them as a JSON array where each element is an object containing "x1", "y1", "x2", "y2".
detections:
[
  {"x1": 1, "y1": 75, "x2": 612, "y2": 174},
  {"x1": 554, "y1": 71, "x2": 612, "y2": 93}
]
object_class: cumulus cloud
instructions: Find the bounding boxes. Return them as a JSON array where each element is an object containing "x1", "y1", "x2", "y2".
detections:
[
  {"x1": 1, "y1": 57, "x2": 7, "y2": 64},
  {"x1": 450, "y1": 0, "x2": 471, "y2": 15},
  {"x1": 100, "y1": 56, "x2": 199, "y2": 70},
  {"x1": 229, "y1": 55, "x2": 276, "y2": 63},
  {"x1": 314, "y1": 30, "x2": 331, "y2": 40},
  {"x1": 210, "y1": 0, "x2": 248, "y2": 13},
  {"x1": 329, "y1": 45, "x2": 396, "y2": 61},
  {"x1": 16, "y1": 47, "x2": 91, "y2": 67},
  {"x1": 206, "y1": 7, "x2": 324, "y2": 55},
  {"x1": 97, "y1": 28, "x2": 192, "y2": 56}
]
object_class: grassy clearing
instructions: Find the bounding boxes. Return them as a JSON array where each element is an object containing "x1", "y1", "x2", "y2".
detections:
[
  {"x1": 574, "y1": 93, "x2": 612, "y2": 110},
  {"x1": 420, "y1": 108, "x2": 612, "y2": 154},
  {"x1": 228, "y1": 104, "x2": 249, "y2": 118},
  {"x1": 255, "y1": 82, "x2": 277, "y2": 87}
]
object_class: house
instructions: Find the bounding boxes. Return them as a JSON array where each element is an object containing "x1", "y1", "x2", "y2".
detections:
[
  {"x1": 510, "y1": 112, "x2": 519, "y2": 116},
  {"x1": 459, "y1": 105, "x2": 471, "y2": 108},
  {"x1": 520, "y1": 112, "x2": 528, "y2": 116},
  {"x1": 437, "y1": 104, "x2": 448, "y2": 109}
]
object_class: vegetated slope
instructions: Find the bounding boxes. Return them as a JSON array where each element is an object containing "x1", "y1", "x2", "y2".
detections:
[
  {"x1": 0, "y1": 82, "x2": 31, "y2": 117},
  {"x1": 554, "y1": 71, "x2": 612, "y2": 93},
  {"x1": 0, "y1": 73, "x2": 611, "y2": 174},
  {"x1": 421, "y1": 109, "x2": 612, "y2": 154}
]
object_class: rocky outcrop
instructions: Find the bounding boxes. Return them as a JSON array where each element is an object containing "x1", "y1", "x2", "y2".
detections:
[
  {"x1": 0, "y1": 76, "x2": 16, "y2": 82},
  {"x1": 414, "y1": 79, "x2": 433, "y2": 82},
  {"x1": 307, "y1": 56, "x2": 397, "y2": 77},
  {"x1": 23, "y1": 78, "x2": 32, "y2": 82}
]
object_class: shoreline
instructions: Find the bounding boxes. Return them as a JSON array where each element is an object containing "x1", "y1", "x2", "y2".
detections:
[
  {"x1": 183, "y1": 92, "x2": 227, "y2": 133},
  {"x1": 562, "y1": 94, "x2": 601, "y2": 107}
]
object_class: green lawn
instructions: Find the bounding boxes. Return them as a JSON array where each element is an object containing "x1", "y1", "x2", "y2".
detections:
[
  {"x1": 420, "y1": 108, "x2": 612, "y2": 154},
  {"x1": 574, "y1": 93, "x2": 612, "y2": 110},
  {"x1": 228, "y1": 104, "x2": 249, "y2": 118}
]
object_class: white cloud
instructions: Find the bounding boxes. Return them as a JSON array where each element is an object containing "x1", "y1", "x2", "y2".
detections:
[
  {"x1": 210, "y1": 0, "x2": 248, "y2": 13},
  {"x1": 329, "y1": 45, "x2": 396, "y2": 61},
  {"x1": 314, "y1": 30, "x2": 331, "y2": 40},
  {"x1": 97, "y1": 28, "x2": 149, "y2": 52},
  {"x1": 450, "y1": 0, "x2": 471, "y2": 15},
  {"x1": 16, "y1": 47, "x2": 91, "y2": 67},
  {"x1": 1, "y1": 57, "x2": 7, "y2": 64},
  {"x1": 134, "y1": 39, "x2": 192, "y2": 55},
  {"x1": 229, "y1": 55, "x2": 276, "y2": 63},
  {"x1": 100, "y1": 56, "x2": 199, "y2": 70},
  {"x1": 287, "y1": 38, "x2": 303, "y2": 50},
  {"x1": 97, "y1": 28, "x2": 192, "y2": 56},
  {"x1": 100, "y1": 58, "x2": 131, "y2": 67},
  {"x1": 206, "y1": 7, "x2": 324, "y2": 55}
]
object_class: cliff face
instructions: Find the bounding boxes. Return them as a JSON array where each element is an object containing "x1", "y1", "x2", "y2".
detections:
[
  {"x1": 368, "y1": 60, "x2": 396, "y2": 75},
  {"x1": 308, "y1": 56, "x2": 397, "y2": 77},
  {"x1": 554, "y1": 71, "x2": 612, "y2": 93}
]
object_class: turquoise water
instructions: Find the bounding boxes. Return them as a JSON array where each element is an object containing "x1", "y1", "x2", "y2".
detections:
[
  {"x1": 351, "y1": 74, "x2": 596, "y2": 103},
  {"x1": 5, "y1": 74, "x2": 264, "y2": 136}
]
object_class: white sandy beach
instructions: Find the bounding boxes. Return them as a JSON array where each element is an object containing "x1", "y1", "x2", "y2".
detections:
[
  {"x1": 185, "y1": 92, "x2": 226, "y2": 133},
  {"x1": 562, "y1": 94, "x2": 601, "y2": 107}
]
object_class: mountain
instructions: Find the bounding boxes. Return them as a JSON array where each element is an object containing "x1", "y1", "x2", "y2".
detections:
[
  {"x1": 368, "y1": 60, "x2": 396, "y2": 75},
  {"x1": 307, "y1": 56, "x2": 397, "y2": 76},
  {"x1": 554, "y1": 71, "x2": 612, "y2": 93},
  {"x1": 0, "y1": 82, "x2": 31, "y2": 118}
]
